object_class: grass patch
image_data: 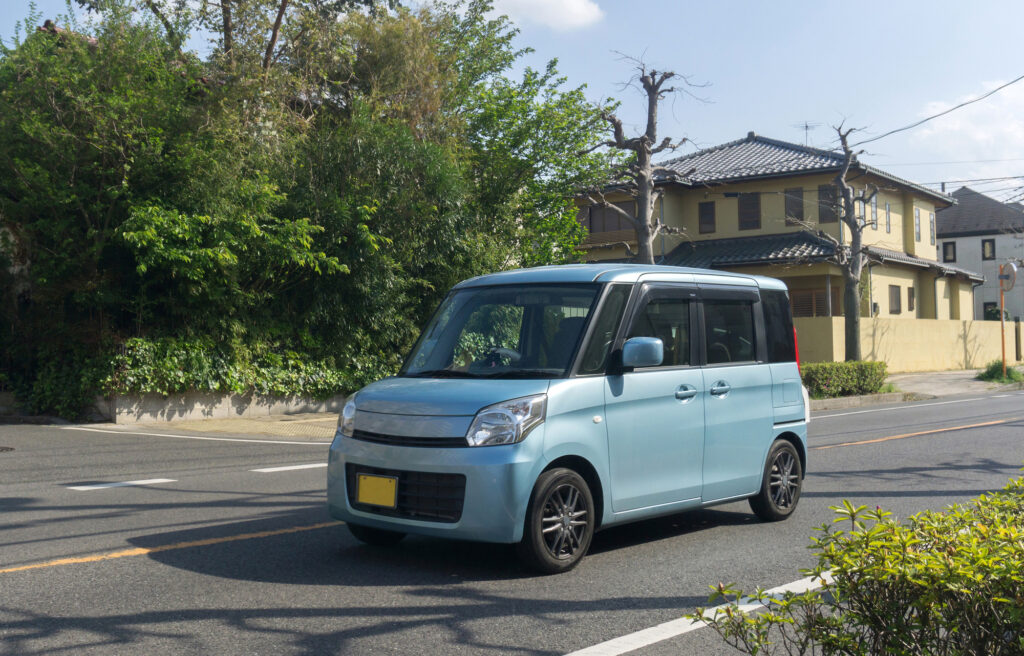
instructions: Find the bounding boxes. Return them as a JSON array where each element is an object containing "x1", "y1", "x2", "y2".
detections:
[{"x1": 977, "y1": 359, "x2": 1024, "y2": 384}]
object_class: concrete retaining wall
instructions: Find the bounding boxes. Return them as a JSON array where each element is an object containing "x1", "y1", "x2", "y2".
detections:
[
  {"x1": 93, "y1": 392, "x2": 347, "y2": 424},
  {"x1": 795, "y1": 316, "x2": 1022, "y2": 372}
]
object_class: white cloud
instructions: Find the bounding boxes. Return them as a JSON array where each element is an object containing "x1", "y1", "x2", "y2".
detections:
[
  {"x1": 903, "y1": 80, "x2": 1024, "y2": 197},
  {"x1": 492, "y1": 0, "x2": 604, "y2": 31}
]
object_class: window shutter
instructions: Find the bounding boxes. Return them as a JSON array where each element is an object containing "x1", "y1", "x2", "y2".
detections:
[
  {"x1": 738, "y1": 193, "x2": 761, "y2": 230},
  {"x1": 784, "y1": 188, "x2": 803, "y2": 226}
]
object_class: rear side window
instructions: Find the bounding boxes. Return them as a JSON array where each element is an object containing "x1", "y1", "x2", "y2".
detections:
[
  {"x1": 578, "y1": 284, "x2": 631, "y2": 375},
  {"x1": 704, "y1": 300, "x2": 755, "y2": 364},
  {"x1": 762, "y1": 289, "x2": 796, "y2": 362}
]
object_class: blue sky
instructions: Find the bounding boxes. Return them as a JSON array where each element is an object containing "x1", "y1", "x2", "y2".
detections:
[{"x1": 6, "y1": 0, "x2": 1024, "y2": 201}]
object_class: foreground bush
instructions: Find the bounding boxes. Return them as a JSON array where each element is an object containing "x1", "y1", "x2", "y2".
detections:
[
  {"x1": 800, "y1": 361, "x2": 887, "y2": 399},
  {"x1": 978, "y1": 359, "x2": 1024, "y2": 384},
  {"x1": 690, "y1": 477, "x2": 1024, "y2": 655}
]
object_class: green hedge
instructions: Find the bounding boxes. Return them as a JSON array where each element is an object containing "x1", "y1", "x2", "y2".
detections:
[
  {"x1": 102, "y1": 338, "x2": 382, "y2": 400},
  {"x1": 4, "y1": 338, "x2": 389, "y2": 419},
  {"x1": 692, "y1": 476, "x2": 1024, "y2": 655},
  {"x1": 801, "y1": 361, "x2": 887, "y2": 398}
]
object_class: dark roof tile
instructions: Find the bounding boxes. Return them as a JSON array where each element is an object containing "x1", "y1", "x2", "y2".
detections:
[{"x1": 935, "y1": 187, "x2": 1024, "y2": 237}]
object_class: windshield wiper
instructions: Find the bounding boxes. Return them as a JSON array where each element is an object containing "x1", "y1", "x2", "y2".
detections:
[
  {"x1": 404, "y1": 369, "x2": 479, "y2": 378},
  {"x1": 480, "y1": 369, "x2": 561, "y2": 379}
]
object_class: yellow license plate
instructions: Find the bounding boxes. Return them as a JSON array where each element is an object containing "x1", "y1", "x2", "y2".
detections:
[{"x1": 356, "y1": 474, "x2": 398, "y2": 508}]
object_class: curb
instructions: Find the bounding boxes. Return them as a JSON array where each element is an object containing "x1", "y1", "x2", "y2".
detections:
[{"x1": 810, "y1": 392, "x2": 933, "y2": 412}]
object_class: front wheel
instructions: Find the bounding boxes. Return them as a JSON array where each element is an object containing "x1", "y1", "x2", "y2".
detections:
[
  {"x1": 749, "y1": 440, "x2": 803, "y2": 521},
  {"x1": 517, "y1": 468, "x2": 595, "y2": 574}
]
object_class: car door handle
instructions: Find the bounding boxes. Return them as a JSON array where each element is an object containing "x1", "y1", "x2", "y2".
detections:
[
  {"x1": 709, "y1": 381, "x2": 732, "y2": 396},
  {"x1": 674, "y1": 385, "x2": 698, "y2": 401}
]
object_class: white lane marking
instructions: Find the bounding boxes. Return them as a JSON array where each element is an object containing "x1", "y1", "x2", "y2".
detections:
[
  {"x1": 68, "y1": 478, "x2": 177, "y2": 491},
  {"x1": 61, "y1": 426, "x2": 330, "y2": 446},
  {"x1": 994, "y1": 394, "x2": 1011, "y2": 398},
  {"x1": 565, "y1": 573, "x2": 833, "y2": 656},
  {"x1": 251, "y1": 463, "x2": 328, "y2": 473},
  {"x1": 814, "y1": 397, "x2": 979, "y2": 419}
]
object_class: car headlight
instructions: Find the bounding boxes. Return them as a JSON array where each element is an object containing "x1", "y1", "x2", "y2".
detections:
[
  {"x1": 338, "y1": 394, "x2": 357, "y2": 437},
  {"x1": 465, "y1": 394, "x2": 546, "y2": 447}
]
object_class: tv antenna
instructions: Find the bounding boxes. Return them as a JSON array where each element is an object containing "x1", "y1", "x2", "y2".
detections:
[{"x1": 792, "y1": 121, "x2": 822, "y2": 146}]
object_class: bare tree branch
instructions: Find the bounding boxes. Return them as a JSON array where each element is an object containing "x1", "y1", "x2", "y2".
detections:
[{"x1": 263, "y1": 0, "x2": 290, "y2": 72}]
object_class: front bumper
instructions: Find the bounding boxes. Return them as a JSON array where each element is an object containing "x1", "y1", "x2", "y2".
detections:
[{"x1": 327, "y1": 428, "x2": 543, "y2": 544}]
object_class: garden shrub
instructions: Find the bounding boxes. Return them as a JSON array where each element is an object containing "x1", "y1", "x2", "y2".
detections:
[
  {"x1": 801, "y1": 361, "x2": 888, "y2": 398},
  {"x1": 691, "y1": 476, "x2": 1024, "y2": 655},
  {"x1": 978, "y1": 359, "x2": 1024, "y2": 384}
]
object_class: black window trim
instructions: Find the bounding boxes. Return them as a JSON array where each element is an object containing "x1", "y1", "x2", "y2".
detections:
[
  {"x1": 571, "y1": 282, "x2": 631, "y2": 378},
  {"x1": 982, "y1": 238, "x2": 996, "y2": 261}
]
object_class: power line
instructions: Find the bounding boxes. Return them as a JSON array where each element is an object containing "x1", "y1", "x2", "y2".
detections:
[{"x1": 852, "y1": 73, "x2": 1024, "y2": 147}]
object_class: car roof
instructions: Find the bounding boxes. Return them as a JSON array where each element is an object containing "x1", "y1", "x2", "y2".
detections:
[{"x1": 453, "y1": 264, "x2": 787, "y2": 290}]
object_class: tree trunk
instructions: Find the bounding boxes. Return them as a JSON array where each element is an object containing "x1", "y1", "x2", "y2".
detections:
[
  {"x1": 843, "y1": 274, "x2": 861, "y2": 361},
  {"x1": 221, "y1": 0, "x2": 234, "y2": 61},
  {"x1": 634, "y1": 149, "x2": 655, "y2": 264}
]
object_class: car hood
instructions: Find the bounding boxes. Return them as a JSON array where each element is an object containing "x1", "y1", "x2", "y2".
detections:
[{"x1": 355, "y1": 377, "x2": 552, "y2": 416}]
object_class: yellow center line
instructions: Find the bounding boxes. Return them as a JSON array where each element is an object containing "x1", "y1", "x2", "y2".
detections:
[
  {"x1": 813, "y1": 416, "x2": 1021, "y2": 451},
  {"x1": 0, "y1": 521, "x2": 343, "y2": 575}
]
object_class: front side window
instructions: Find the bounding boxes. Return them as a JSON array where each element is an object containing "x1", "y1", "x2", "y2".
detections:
[
  {"x1": 908, "y1": 287, "x2": 916, "y2": 313},
  {"x1": 627, "y1": 294, "x2": 691, "y2": 367},
  {"x1": 578, "y1": 284, "x2": 631, "y2": 375},
  {"x1": 889, "y1": 285, "x2": 901, "y2": 314},
  {"x1": 982, "y1": 239, "x2": 995, "y2": 260},
  {"x1": 871, "y1": 195, "x2": 878, "y2": 229},
  {"x1": 402, "y1": 284, "x2": 599, "y2": 379},
  {"x1": 914, "y1": 208, "x2": 921, "y2": 242},
  {"x1": 943, "y1": 241, "x2": 956, "y2": 262},
  {"x1": 704, "y1": 300, "x2": 756, "y2": 364},
  {"x1": 885, "y1": 202, "x2": 891, "y2": 233},
  {"x1": 929, "y1": 212, "x2": 936, "y2": 245}
]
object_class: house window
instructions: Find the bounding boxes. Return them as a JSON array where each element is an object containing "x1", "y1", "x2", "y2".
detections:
[
  {"x1": 908, "y1": 287, "x2": 915, "y2": 313},
  {"x1": 855, "y1": 190, "x2": 864, "y2": 221},
  {"x1": 889, "y1": 285, "x2": 901, "y2": 314},
  {"x1": 942, "y1": 241, "x2": 956, "y2": 262},
  {"x1": 784, "y1": 188, "x2": 803, "y2": 226},
  {"x1": 818, "y1": 185, "x2": 838, "y2": 223},
  {"x1": 790, "y1": 288, "x2": 839, "y2": 318},
  {"x1": 738, "y1": 193, "x2": 761, "y2": 230},
  {"x1": 699, "y1": 201, "x2": 716, "y2": 234},
  {"x1": 929, "y1": 212, "x2": 935, "y2": 245},
  {"x1": 885, "y1": 202, "x2": 891, "y2": 233},
  {"x1": 982, "y1": 238, "x2": 995, "y2": 260},
  {"x1": 914, "y1": 208, "x2": 921, "y2": 242},
  {"x1": 871, "y1": 195, "x2": 878, "y2": 230},
  {"x1": 585, "y1": 201, "x2": 635, "y2": 233}
]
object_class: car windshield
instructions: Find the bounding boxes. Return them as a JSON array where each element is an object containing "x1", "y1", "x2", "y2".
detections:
[{"x1": 400, "y1": 284, "x2": 601, "y2": 379}]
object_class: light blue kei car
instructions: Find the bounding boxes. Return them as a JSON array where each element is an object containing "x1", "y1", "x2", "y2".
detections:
[{"x1": 327, "y1": 264, "x2": 809, "y2": 573}]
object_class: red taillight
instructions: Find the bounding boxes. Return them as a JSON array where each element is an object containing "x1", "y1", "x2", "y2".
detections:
[{"x1": 793, "y1": 326, "x2": 801, "y2": 374}]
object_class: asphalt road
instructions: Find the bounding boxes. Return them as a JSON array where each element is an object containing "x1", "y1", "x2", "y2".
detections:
[{"x1": 1, "y1": 391, "x2": 1022, "y2": 655}]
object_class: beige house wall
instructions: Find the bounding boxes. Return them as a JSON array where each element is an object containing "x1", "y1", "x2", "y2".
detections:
[{"x1": 795, "y1": 317, "x2": 1016, "y2": 372}]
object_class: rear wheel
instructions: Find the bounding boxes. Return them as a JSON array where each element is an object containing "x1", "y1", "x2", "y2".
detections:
[
  {"x1": 347, "y1": 522, "x2": 406, "y2": 546},
  {"x1": 749, "y1": 440, "x2": 802, "y2": 521},
  {"x1": 518, "y1": 468, "x2": 595, "y2": 574}
]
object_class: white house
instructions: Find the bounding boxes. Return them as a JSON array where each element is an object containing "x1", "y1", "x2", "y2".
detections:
[{"x1": 936, "y1": 187, "x2": 1024, "y2": 320}]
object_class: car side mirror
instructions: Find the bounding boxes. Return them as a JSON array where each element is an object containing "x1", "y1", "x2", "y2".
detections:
[{"x1": 621, "y1": 336, "x2": 664, "y2": 369}]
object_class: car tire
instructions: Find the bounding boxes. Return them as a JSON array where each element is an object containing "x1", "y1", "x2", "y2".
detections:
[
  {"x1": 749, "y1": 440, "x2": 803, "y2": 522},
  {"x1": 517, "y1": 468, "x2": 595, "y2": 574},
  {"x1": 347, "y1": 522, "x2": 406, "y2": 546}
]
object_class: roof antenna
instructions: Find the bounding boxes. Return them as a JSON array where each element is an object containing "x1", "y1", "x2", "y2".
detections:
[{"x1": 791, "y1": 121, "x2": 821, "y2": 146}]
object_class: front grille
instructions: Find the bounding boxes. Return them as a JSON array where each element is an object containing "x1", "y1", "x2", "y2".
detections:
[
  {"x1": 351, "y1": 429, "x2": 467, "y2": 448},
  {"x1": 346, "y1": 463, "x2": 466, "y2": 523}
]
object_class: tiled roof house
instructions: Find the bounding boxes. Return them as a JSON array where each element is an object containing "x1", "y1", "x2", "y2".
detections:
[{"x1": 581, "y1": 132, "x2": 981, "y2": 326}]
